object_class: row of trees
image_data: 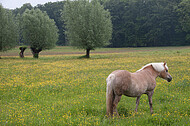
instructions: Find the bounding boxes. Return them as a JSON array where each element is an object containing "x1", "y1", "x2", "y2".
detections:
[
  {"x1": 1, "y1": 0, "x2": 190, "y2": 58},
  {"x1": 1, "y1": 0, "x2": 112, "y2": 58},
  {"x1": 12, "y1": 0, "x2": 190, "y2": 47}
]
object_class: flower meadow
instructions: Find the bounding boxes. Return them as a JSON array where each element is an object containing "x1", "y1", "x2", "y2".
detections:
[{"x1": 0, "y1": 47, "x2": 190, "y2": 125}]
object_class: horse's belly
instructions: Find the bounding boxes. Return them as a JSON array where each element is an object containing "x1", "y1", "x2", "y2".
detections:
[
  {"x1": 123, "y1": 90, "x2": 144, "y2": 97},
  {"x1": 123, "y1": 85, "x2": 147, "y2": 97}
]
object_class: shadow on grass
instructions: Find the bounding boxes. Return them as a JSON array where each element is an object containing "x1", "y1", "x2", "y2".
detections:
[{"x1": 78, "y1": 55, "x2": 90, "y2": 59}]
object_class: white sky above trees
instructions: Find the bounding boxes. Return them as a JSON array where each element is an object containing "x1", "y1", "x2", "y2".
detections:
[{"x1": 0, "y1": 0, "x2": 63, "y2": 9}]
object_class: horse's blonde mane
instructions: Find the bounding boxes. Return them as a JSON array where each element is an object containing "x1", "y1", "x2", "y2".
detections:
[{"x1": 137, "y1": 62, "x2": 168, "y2": 72}]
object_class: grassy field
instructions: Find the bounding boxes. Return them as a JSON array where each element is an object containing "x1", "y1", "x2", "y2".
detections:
[{"x1": 0, "y1": 46, "x2": 190, "y2": 125}]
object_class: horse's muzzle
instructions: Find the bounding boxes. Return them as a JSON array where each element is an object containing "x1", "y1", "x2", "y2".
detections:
[{"x1": 167, "y1": 77, "x2": 172, "y2": 82}]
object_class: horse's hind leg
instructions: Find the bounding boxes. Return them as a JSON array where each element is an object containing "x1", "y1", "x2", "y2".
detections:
[
  {"x1": 135, "y1": 96, "x2": 141, "y2": 112},
  {"x1": 113, "y1": 95, "x2": 121, "y2": 116}
]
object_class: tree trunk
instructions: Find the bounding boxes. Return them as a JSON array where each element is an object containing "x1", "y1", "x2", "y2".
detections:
[
  {"x1": 19, "y1": 47, "x2": 27, "y2": 58},
  {"x1": 86, "y1": 49, "x2": 90, "y2": 58},
  {"x1": 30, "y1": 47, "x2": 42, "y2": 58}
]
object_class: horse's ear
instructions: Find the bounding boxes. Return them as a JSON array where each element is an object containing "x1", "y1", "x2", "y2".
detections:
[{"x1": 164, "y1": 62, "x2": 167, "y2": 66}]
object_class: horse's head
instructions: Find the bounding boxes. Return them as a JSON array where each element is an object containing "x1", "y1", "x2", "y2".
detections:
[
  {"x1": 158, "y1": 62, "x2": 172, "y2": 82},
  {"x1": 138, "y1": 62, "x2": 173, "y2": 82}
]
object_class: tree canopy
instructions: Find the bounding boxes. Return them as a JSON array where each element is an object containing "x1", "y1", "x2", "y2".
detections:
[
  {"x1": 63, "y1": 0, "x2": 112, "y2": 58},
  {"x1": 35, "y1": 1, "x2": 66, "y2": 46},
  {"x1": 22, "y1": 8, "x2": 58, "y2": 58},
  {"x1": 0, "y1": 5, "x2": 18, "y2": 53}
]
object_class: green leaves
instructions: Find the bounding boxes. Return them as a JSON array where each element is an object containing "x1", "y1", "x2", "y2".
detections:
[
  {"x1": 22, "y1": 9, "x2": 58, "y2": 50},
  {"x1": 63, "y1": 0, "x2": 112, "y2": 56},
  {"x1": 105, "y1": 0, "x2": 189, "y2": 47},
  {"x1": 177, "y1": 0, "x2": 190, "y2": 41},
  {"x1": 0, "y1": 5, "x2": 18, "y2": 52}
]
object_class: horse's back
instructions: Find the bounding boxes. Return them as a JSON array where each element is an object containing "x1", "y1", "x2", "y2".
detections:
[{"x1": 111, "y1": 70, "x2": 131, "y2": 78}]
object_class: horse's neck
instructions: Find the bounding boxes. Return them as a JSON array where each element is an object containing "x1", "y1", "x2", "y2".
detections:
[{"x1": 137, "y1": 66, "x2": 159, "y2": 79}]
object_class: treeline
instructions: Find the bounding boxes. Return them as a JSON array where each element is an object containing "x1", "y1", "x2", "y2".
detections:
[
  {"x1": 104, "y1": 0, "x2": 190, "y2": 47},
  {"x1": 5, "y1": 0, "x2": 190, "y2": 47}
]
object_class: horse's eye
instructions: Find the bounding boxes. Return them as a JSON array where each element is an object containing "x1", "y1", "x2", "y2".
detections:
[{"x1": 166, "y1": 69, "x2": 168, "y2": 72}]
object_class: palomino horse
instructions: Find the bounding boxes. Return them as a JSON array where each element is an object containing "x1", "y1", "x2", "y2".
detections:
[{"x1": 106, "y1": 62, "x2": 172, "y2": 117}]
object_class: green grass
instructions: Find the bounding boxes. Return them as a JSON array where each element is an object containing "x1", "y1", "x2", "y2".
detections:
[{"x1": 0, "y1": 46, "x2": 190, "y2": 125}]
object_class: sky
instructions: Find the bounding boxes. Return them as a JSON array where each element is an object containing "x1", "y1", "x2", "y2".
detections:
[{"x1": 0, "y1": 0, "x2": 63, "y2": 9}]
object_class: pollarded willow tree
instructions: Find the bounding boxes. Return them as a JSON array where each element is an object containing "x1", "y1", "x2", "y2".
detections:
[
  {"x1": 63, "y1": 0, "x2": 112, "y2": 58},
  {"x1": 22, "y1": 8, "x2": 58, "y2": 58},
  {"x1": 0, "y1": 5, "x2": 18, "y2": 56}
]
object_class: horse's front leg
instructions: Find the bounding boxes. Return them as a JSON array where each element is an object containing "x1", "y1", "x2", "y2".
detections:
[
  {"x1": 147, "y1": 91, "x2": 154, "y2": 114},
  {"x1": 135, "y1": 96, "x2": 141, "y2": 112}
]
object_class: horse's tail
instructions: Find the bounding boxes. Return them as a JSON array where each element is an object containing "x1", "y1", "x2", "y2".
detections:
[{"x1": 106, "y1": 74, "x2": 115, "y2": 117}]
